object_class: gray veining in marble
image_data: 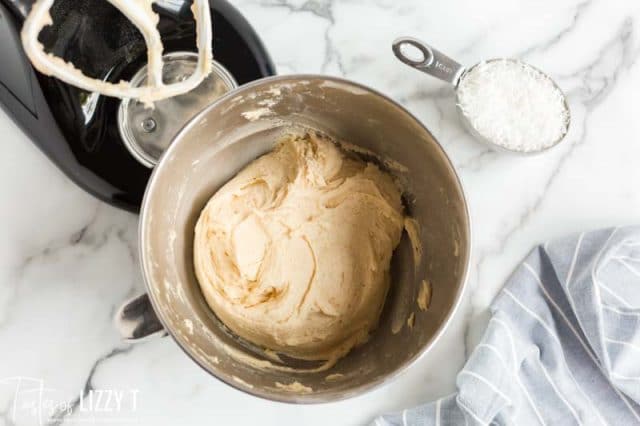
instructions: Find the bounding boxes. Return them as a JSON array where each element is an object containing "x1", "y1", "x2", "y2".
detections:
[{"x1": 1, "y1": 0, "x2": 639, "y2": 424}]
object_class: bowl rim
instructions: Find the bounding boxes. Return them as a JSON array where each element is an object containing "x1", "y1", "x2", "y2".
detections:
[{"x1": 138, "y1": 74, "x2": 473, "y2": 404}]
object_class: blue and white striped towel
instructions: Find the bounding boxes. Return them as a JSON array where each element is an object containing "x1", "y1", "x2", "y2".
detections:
[{"x1": 374, "y1": 226, "x2": 640, "y2": 425}]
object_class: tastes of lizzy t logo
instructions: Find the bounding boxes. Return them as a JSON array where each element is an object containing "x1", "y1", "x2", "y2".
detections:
[{"x1": 0, "y1": 376, "x2": 139, "y2": 425}]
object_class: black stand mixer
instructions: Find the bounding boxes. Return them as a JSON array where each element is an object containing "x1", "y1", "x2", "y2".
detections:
[{"x1": 0, "y1": 0, "x2": 275, "y2": 212}]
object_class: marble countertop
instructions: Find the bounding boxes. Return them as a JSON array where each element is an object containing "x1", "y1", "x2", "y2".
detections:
[{"x1": 2, "y1": 0, "x2": 640, "y2": 424}]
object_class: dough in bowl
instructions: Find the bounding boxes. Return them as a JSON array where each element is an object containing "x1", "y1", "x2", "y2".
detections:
[{"x1": 193, "y1": 133, "x2": 405, "y2": 361}]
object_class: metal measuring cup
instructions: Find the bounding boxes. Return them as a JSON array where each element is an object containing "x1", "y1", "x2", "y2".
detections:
[{"x1": 392, "y1": 37, "x2": 570, "y2": 154}]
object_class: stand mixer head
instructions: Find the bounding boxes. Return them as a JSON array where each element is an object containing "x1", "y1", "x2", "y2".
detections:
[{"x1": 0, "y1": 0, "x2": 275, "y2": 211}]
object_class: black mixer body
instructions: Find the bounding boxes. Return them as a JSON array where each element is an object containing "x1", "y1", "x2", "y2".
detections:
[{"x1": 0, "y1": 0, "x2": 275, "y2": 212}]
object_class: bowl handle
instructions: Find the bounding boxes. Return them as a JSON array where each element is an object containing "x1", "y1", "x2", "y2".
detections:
[{"x1": 114, "y1": 294, "x2": 166, "y2": 341}]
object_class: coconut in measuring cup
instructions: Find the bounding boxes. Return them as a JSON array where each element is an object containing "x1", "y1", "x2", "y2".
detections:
[{"x1": 392, "y1": 37, "x2": 570, "y2": 154}]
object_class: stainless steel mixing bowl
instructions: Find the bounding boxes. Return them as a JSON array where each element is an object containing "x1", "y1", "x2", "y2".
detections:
[{"x1": 128, "y1": 75, "x2": 471, "y2": 403}]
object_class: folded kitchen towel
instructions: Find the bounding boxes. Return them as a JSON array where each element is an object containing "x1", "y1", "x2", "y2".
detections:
[{"x1": 374, "y1": 226, "x2": 640, "y2": 426}]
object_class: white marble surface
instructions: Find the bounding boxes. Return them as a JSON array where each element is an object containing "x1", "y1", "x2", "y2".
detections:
[{"x1": 2, "y1": 0, "x2": 640, "y2": 424}]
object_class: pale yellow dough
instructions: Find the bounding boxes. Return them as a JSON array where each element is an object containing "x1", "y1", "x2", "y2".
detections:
[{"x1": 194, "y1": 133, "x2": 405, "y2": 361}]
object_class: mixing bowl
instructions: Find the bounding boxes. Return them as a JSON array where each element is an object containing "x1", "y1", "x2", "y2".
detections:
[{"x1": 125, "y1": 75, "x2": 471, "y2": 403}]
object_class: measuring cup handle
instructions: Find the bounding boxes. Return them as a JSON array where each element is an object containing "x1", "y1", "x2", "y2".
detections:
[{"x1": 392, "y1": 37, "x2": 465, "y2": 86}]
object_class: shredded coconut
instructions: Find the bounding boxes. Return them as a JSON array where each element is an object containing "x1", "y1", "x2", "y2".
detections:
[{"x1": 457, "y1": 59, "x2": 569, "y2": 153}]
